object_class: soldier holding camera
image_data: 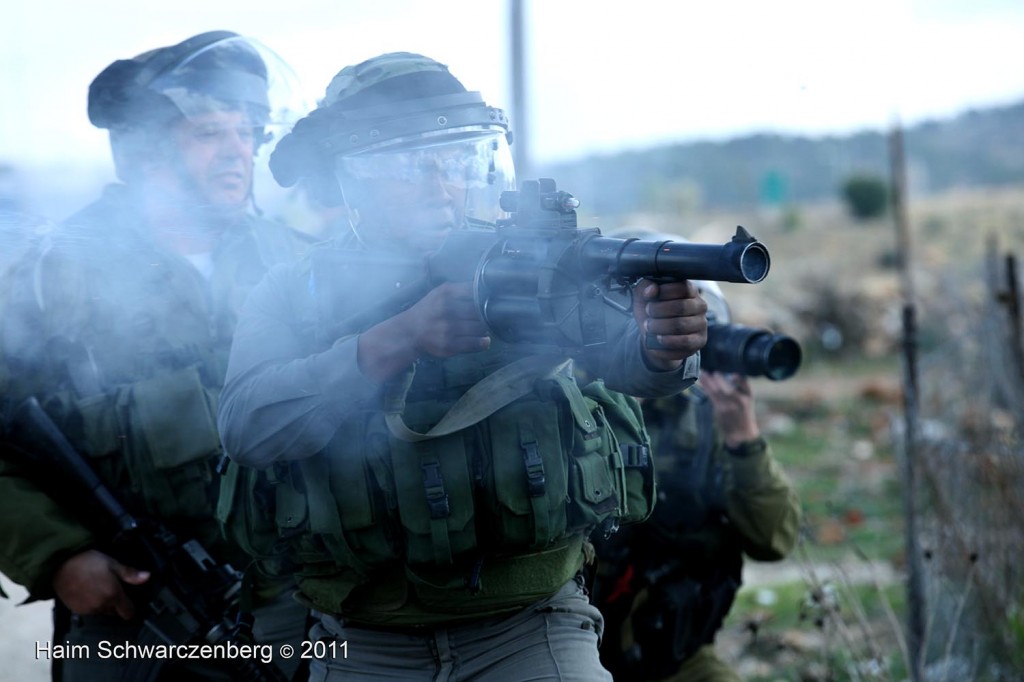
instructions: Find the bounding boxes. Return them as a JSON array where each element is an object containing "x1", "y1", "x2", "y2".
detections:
[{"x1": 590, "y1": 277, "x2": 802, "y2": 682}]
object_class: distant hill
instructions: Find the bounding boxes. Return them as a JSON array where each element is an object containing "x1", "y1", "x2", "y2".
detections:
[{"x1": 535, "y1": 100, "x2": 1024, "y2": 214}]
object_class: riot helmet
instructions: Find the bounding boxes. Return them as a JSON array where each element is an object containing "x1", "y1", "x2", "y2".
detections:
[
  {"x1": 270, "y1": 52, "x2": 515, "y2": 247},
  {"x1": 89, "y1": 31, "x2": 308, "y2": 183}
]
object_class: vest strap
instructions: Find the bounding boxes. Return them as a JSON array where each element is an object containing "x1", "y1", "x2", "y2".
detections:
[
  {"x1": 300, "y1": 456, "x2": 372, "y2": 577},
  {"x1": 384, "y1": 354, "x2": 571, "y2": 443},
  {"x1": 519, "y1": 420, "x2": 550, "y2": 548},
  {"x1": 420, "y1": 453, "x2": 454, "y2": 565}
]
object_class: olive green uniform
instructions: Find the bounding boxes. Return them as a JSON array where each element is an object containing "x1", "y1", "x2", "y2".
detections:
[
  {"x1": 0, "y1": 184, "x2": 307, "y2": 680},
  {"x1": 591, "y1": 387, "x2": 800, "y2": 682},
  {"x1": 215, "y1": 234, "x2": 699, "y2": 681}
]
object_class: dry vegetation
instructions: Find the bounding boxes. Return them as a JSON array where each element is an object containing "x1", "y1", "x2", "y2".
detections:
[{"x1": 609, "y1": 183, "x2": 1024, "y2": 681}]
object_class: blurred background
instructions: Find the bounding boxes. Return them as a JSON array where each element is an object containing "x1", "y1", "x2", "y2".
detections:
[{"x1": 2, "y1": 1, "x2": 1023, "y2": 680}]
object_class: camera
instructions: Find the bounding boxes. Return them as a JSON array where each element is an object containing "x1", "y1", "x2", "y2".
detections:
[{"x1": 700, "y1": 324, "x2": 802, "y2": 381}]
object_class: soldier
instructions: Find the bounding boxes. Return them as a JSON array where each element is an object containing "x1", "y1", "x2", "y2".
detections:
[
  {"x1": 590, "y1": 279, "x2": 801, "y2": 682},
  {"x1": 0, "y1": 31, "x2": 310, "y2": 681},
  {"x1": 215, "y1": 52, "x2": 709, "y2": 681}
]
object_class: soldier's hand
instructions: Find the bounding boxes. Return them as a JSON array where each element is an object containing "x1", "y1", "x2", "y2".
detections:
[
  {"x1": 405, "y1": 281, "x2": 490, "y2": 358},
  {"x1": 52, "y1": 549, "x2": 150, "y2": 620},
  {"x1": 632, "y1": 279, "x2": 708, "y2": 370},
  {"x1": 700, "y1": 371, "x2": 760, "y2": 447},
  {"x1": 359, "y1": 281, "x2": 489, "y2": 381}
]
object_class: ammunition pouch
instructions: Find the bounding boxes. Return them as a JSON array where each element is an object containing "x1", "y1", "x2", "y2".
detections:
[
  {"x1": 221, "y1": 361, "x2": 656, "y2": 616},
  {"x1": 307, "y1": 369, "x2": 655, "y2": 569},
  {"x1": 59, "y1": 363, "x2": 222, "y2": 523}
]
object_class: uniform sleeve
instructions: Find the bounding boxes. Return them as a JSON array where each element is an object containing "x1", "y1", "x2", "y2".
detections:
[
  {"x1": 217, "y1": 263, "x2": 383, "y2": 469},
  {"x1": 0, "y1": 456, "x2": 95, "y2": 599},
  {"x1": 588, "y1": 322, "x2": 699, "y2": 398},
  {"x1": 0, "y1": 251, "x2": 96, "y2": 599},
  {"x1": 718, "y1": 437, "x2": 801, "y2": 561},
  {"x1": 218, "y1": 261, "x2": 701, "y2": 469}
]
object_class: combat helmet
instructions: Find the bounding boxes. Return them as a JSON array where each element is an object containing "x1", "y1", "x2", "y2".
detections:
[
  {"x1": 88, "y1": 31, "x2": 307, "y2": 180},
  {"x1": 270, "y1": 51, "x2": 515, "y2": 221}
]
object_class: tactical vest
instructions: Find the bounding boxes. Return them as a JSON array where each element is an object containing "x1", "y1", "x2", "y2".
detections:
[
  {"x1": 592, "y1": 390, "x2": 743, "y2": 679},
  {"x1": 217, "y1": 242, "x2": 657, "y2": 624}
]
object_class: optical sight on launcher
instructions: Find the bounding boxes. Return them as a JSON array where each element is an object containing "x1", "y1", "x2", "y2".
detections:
[{"x1": 324, "y1": 178, "x2": 771, "y2": 354}]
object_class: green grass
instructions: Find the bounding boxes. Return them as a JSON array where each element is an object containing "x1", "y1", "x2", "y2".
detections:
[
  {"x1": 713, "y1": 366, "x2": 915, "y2": 679},
  {"x1": 728, "y1": 578, "x2": 906, "y2": 632},
  {"x1": 762, "y1": 387, "x2": 906, "y2": 565},
  {"x1": 700, "y1": 187, "x2": 1024, "y2": 679}
]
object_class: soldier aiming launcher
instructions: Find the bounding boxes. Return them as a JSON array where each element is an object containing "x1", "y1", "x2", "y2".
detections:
[
  {"x1": 322, "y1": 178, "x2": 771, "y2": 353},
  {"x1": 6, "y1": 397, "x2": 288, "y2": 682}
]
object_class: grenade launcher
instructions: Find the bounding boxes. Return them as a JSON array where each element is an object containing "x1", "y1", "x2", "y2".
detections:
[{"x1": 320, "y1": 178, "x2": 771, "y2": 353}]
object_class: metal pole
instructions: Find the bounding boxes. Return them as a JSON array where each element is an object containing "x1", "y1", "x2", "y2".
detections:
[
  {"x1": 890, "y1": 121, "x2": 926, "y2": 681},
  {"x1": 1005, "y1": 254, "x2": 1023, "y2": 381},
  {"x1": 509, "y1": 0, "x2": 531, "y2": 182}
]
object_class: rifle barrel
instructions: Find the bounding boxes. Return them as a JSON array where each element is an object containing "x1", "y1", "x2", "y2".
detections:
[{"x1": 14, "y1": 397, "x2": 138, "y2": 533}]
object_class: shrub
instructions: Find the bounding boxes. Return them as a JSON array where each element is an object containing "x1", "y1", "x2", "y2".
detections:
[{"x1": 841, "y1": 174, "x2": 889, "y2": 220}]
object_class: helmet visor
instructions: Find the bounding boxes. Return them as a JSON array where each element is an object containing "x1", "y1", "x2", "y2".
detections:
[
  {"x1": 148, "y1": 35, "x2": 311, "y2": 149},
  {"x1": 336, "y1": 127, "x2": 516, "y2": 223}
]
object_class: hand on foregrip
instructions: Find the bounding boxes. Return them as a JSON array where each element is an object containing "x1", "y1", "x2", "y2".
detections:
[
  {"x1": 53, "y1": 549, "x2": 150, "y2": 620},
  {"x1": 633, "y1": 279, "x2": 708, "y2": 369},
  {"x1": 406, "y1": 281, "x2": 490, "y2": 358}
]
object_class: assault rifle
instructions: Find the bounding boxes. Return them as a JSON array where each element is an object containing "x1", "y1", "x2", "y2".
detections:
[
  {"x1": 322, "y1": 178, "x2": 771, "y2": 353},
  {"x1": 6, "y1": 397, "x2": 288, "y2": 682}
]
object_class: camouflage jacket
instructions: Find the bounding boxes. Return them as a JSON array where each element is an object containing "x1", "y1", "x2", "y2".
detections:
[{"x1": 0, "y1": 183, "x2": 298, "y2": 599}]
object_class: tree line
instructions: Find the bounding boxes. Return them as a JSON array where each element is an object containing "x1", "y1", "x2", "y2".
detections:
[{"x1": 536, "y1": 100, "x2": 1024, "y2": 214}]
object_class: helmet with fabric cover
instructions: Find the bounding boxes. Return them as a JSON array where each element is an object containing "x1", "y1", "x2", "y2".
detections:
[
  {"x1": 88, "y1": 31, "x2": 306, "y2": 182},
  {"x1": 270, "y1": 51, "x2": 514, "y2": 220}
]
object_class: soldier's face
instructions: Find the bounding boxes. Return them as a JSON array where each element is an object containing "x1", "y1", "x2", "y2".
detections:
[
  {"x1": 169, "y1": 109, "x2": 256, "y2": 209},
  {"x1": 339, "y1": 141, "x2": 493, "y2": 251},
  {"x1": 358, "y1": 172, "x2": 467, "y2": 252}
]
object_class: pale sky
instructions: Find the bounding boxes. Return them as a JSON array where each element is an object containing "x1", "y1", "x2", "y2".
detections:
[{"x1": 2, "y1": 0, "x2": 1023, "y2": 169}]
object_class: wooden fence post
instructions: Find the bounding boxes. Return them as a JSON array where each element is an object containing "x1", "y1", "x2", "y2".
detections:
[{"x1": 889, "y1": 121, "x2": 926, "y2": 682}]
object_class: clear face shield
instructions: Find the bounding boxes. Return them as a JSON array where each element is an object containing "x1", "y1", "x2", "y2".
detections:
[
  {"x1": 147, "y1": 34, "x2": 310, "y2": 157},
  {"x1": 335, "y1": 127, "x2": 516, "y2": 230},
  {"x1": 145, "y1": 35, "x2": 312, "y2": 213}
]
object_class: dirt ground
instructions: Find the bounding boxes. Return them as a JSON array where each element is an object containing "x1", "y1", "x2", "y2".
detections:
[{"x1": 1, "y1": 575, "x2": 53, "y2": 682}]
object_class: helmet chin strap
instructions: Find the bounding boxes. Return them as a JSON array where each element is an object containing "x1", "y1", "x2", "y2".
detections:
[
  {"x1": 247, "y1": 183, "x2": 264, "y2": 217},
  {"x1": 332, "y1": 178, "x2": 367, "y2": 248},
  {"x1": 345, "y1": 208, "x2": 368, "y2": 248}
]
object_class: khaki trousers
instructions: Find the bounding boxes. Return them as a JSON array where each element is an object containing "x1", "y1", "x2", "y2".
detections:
[{"x1": 307, "y1": 577, "x2": 612, "y2": 682}]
